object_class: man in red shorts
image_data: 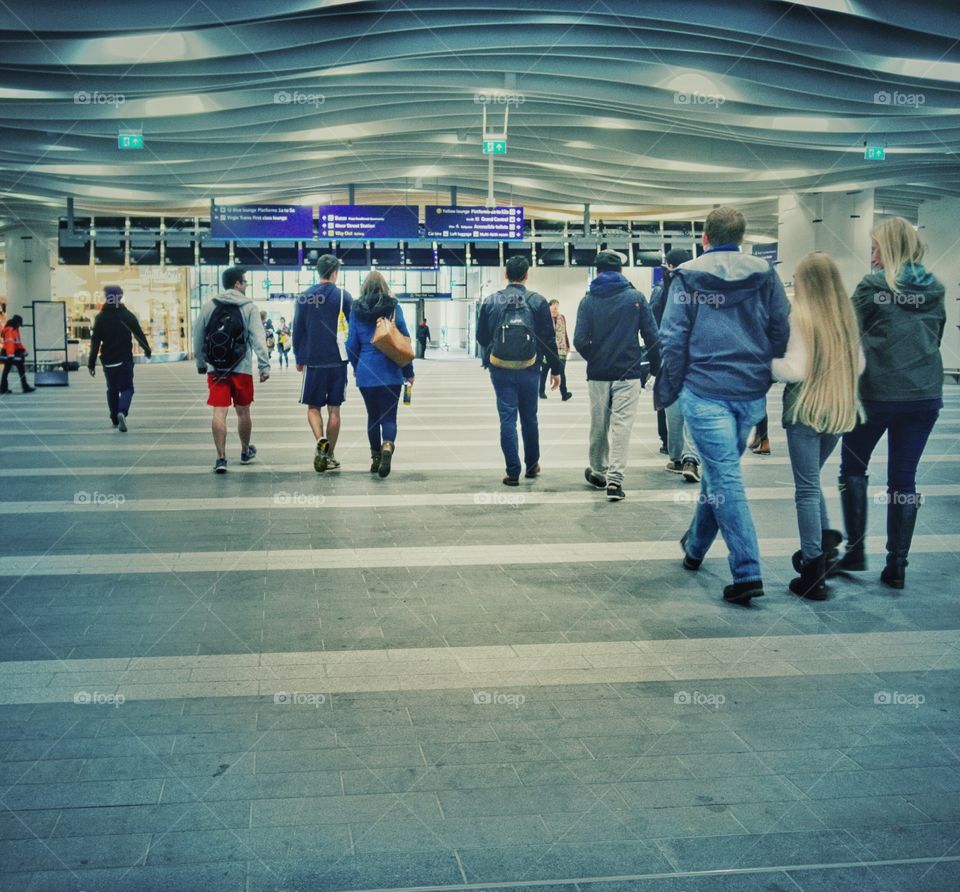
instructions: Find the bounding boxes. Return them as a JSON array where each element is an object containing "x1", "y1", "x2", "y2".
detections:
[{"x1": 193, "y1": 266, "x2": 271, "y2": 473}]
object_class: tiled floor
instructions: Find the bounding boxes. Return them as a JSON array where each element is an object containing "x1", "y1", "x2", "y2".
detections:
[{"x1": 1, "y1": 356, "x2": 958, "y2": 891}]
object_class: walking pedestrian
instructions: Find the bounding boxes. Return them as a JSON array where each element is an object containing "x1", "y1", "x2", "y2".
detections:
[
  {"x1": 417, "y1": 319, "x2": 431, "y2": 358},
  {"x1": 295, "y1": 255, "x2": 352, "y2": 472},
  {"x1": 87, "y1": 285, "x2": 152, "y2": 430},
  {"x1": 837, "y1": 216, "x2": 946, "y2": 589},
  {"x1": 0, "y1": 315, "x2": 35, "y2": 395},
  {"x1": 194, "y1": 267, "x2": 270, "y2": 473},
  {"x1": 346, "y1": 271, "x2": 415, "y2": 478},
  {"x1": 574, "y1": 251, "x2": 660, "y2": 501},
  {"x1": 773, "y1": 253, "x2": 863, "y2": 599},
  {"x1": 655, "y1": 206, "x2": 790, "y2": 605},
  {"x1": 477, "y1": 256, "x2": 561, "y2": 486},
  {"x1": 276, "y1": 317, "x2": 291, "y2": 368},
  {"x1": 539, "y1": 300, "x2": 572, "y2": 401}
]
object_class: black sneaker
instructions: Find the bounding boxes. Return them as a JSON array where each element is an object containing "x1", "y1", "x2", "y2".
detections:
[
  {"x1": 561, "y1": 392, "x2": 573, "y2": 402},
  {"x1": 665, "y1": 460, "x2": 684, "y2": 474},
  {"x1": 681, "y1": 461, "x2": 700, "y2": 483},
  {"x1": 240, "y1": 445, "x2": 257, "y2": 464},
  {"x1": 723, "y1": 581, "x2": 765, "y2": 606},
  {"x1": 606, "y1": 483, "x2": 625, "y2": 501},
  {"x1": 116, "y1": 412, "x2": 127, "y2": 433},
  {"x1": 213, "y1": 458, "x2": 228, "y2": 474},
  {"x1": 680, "y1": 532, "x2": 702, "y2": 570},
  {"x1": 525, "y1": 464, "x2": 540, "y2": 479},
  {"x1": 314, "y1": 438, "x2": 329, "y2": 473},
  {"x1": 584, "y1": 468, "x2": 606, "y2": 489}
]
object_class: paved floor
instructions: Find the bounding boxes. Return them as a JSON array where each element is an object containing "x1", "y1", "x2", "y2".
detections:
[{"x1": 1, "y1": 356, "x2": 959, "y2": 892}]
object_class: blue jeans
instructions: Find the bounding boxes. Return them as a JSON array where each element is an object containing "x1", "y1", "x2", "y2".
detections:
[
  {"x1": 680, "y1": 387, "x2": 767, "y2": 583},
  {"x1": 839, "y1": 400, "x2": 940, "y2": 493},
  {"x1": 103, "y1": 361, "x2": 135, "y2": 422},
  {"x1": 359, "y1": 385, "x2": 401, "y2": 451},
  {"x1": 785, "y1": 423, "x2": 839, "y2": 561},
  {"x1": 489, "y1": 366, "x2": 540, "y2": 477}
]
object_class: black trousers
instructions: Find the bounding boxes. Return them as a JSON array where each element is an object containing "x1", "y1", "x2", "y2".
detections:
[
  {"x1": 0, "y1": 356, "x2": 28, "y2": 392},
  {"x1": 539, "y1": 358, "x2": 568, "y2": 397}
]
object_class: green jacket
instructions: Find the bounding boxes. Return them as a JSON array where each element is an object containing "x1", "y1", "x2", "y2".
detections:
[{"x1": 852, "y1": 265, "x2": 945, "y2": 402}]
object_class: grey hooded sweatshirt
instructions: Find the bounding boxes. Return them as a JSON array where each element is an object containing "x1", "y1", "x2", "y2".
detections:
[{"x1": 193, "y1": 289, "x2": 270, "y2": 377}]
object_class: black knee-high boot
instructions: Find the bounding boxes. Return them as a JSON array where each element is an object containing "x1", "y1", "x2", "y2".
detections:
[
  {"x1": 838, "y1": 474, "x2": 869, "y2": 571},
  {"x1": 881, "y1": 492, "x2": 920, "y2": 590}
]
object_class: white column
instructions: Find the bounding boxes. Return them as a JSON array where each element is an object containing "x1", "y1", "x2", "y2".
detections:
[
  {"x1": 917, "y1": 198, "x2": 960, "y2": 375},
  {"x1": 777, "y1": 190, "x2": 874, "y2": 294},
  {"x1": 4, "y1": 226, "x2": 54, "y2": 354}
]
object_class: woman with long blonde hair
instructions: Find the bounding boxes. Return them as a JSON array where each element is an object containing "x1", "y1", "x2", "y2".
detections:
[
  {"x1": 773, "y1": 253, "x2": 863, "y2": 599},
  {"x1": 837, "y1": 217, "x2": 945, "y2": 589}
]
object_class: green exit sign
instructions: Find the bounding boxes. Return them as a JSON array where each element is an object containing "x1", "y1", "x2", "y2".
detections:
[
  {"x1": 864, "y1": 145, "x2": 886, "y2": 160},
  {"x1": 118, "y1": 132, "x2": 144, "y2": 150},
  {"x1": 482, "y1": 139, "x2": 507, "y2": 155}
]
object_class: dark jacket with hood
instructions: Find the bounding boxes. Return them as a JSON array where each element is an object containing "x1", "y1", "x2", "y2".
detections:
[
  {"x1": 345, "y1": 291, "x2": 414, "y2": 387},
  {"x1": 294, "y1": 281, "x2": 353, "y2": 367},
  {"x1": 88, "y1": 304, "x2": 151, "y2": 369},
  {"x1": 654, "y1": 248, "x2": 790, "y2": 407},
  {"x1": 476, "y1": 283, "x2": 561, "y2": 374},
  {"x1": 852, "y1": 263, "x2": 945, "y2": 402},
  {"x1": 573, "y1": 271, "x2": 660, "y2": 381}
]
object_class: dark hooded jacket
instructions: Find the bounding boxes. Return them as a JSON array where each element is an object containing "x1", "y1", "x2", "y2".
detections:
[
  {"x1": 345, "y1": 291, "x2": 415, "y2": 386},
  {"x1": 88, "y1": 304, "x2": 151, "y2": 369},
  {"x1": 574, "y1": 271, "x2": 660, "y2": 381},
  {"x1": 852, "y1": 263, "x2": 945, "y2": 402},
  {"x1": 654, "y1": 248, "x2": 790, "y2": 407}
]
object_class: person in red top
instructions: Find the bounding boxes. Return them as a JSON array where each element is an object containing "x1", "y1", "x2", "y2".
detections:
[{"x1": 1, "y1": 315, "x2": 35, "y2": 394}]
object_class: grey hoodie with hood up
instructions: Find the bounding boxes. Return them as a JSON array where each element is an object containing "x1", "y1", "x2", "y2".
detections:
[{"x1": 193, "y1": 289, "x2": 271, "y2": 377}]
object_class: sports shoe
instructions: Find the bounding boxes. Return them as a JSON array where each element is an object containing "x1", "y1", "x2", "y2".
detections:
[
  {"x1": 240, "y1": 445, "x2": 257, "y2": 464},
  {"x1": 325, "y1": 456, "x2": 341, "y2": 471},
  {"x1": 680, "y1": 532, "x2": 702, "y2": 570},
  {"x1": 213, "y1": 457, "x2": 228, "y2": 474},
  {"x1": 584, "y1": 468, "x2": 606, "y2": 489},
  {"x1": 659, "y1": 444, "x2": 669, "y2": 455},
  {"x1": 606, "y1": 483, "x2": 625, "y2": 501},
  {"x1": 665, "y1": 460, "x2": 684, "y2": 474},
  {"x1": 681, "y1": 461, "x2": 700, "y2": 483},
  {"x1": 539, "y1": 394, "x2": 547, "y2": 400},
  {"x1": 723, "y1": 580, "x2": 765, "y2": 606},
  {"x1": 561, "y1": 392, "x2": 573, "y2": 402},
  {"x1": 116, "y1": 412, "x2": 128, "y2": 433},
  {"x1": 525, "y1": 463, "x2": 540, "y2": 479},
  {"x1": 314, "y1": 438, "x2": 329, "y2": 473}
]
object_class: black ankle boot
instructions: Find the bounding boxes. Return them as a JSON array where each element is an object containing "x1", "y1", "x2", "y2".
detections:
[
  {"x1": 369, "y1": 450, "x2": 381, "y2": 474},
  {"x1": 822, "y1": 529, "x2": 844, "y2": 577},
  {"x1": 838, "y1": 475, "x2": 869, "y2": 570},
  {"x1": 880, "y1": 492, "x2": 921, "y2": 590},
  {"x1": 789, "y1": 553, "x2": 828, "y2": 600}
]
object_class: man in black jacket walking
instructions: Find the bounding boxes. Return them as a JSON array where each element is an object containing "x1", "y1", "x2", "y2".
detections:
[
  {"x1": 88, "y1": 285, "x2": 152, "y2": 431},
  {"x1": 574, "y1": 251, "x2": 660, "y2": 501},
  {"x1": 477, "y1": 256, "x2": 561, "y2": 486}
]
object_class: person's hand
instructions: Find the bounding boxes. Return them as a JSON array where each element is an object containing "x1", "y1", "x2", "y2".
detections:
[
  {"x1": 296, "y1": 364, "x2": 304, "y2": 372},
  {"x1": 260, "y1": 372, "x2": 270, "y2": 383},
  {"x1": 405, "y1": 376, "x2": 415, "y2": 385},
  {"x1": 88, "y1": 367, "x2": 96, "y2": 378},
  {"x1": 144, "y1": 351, "x2": 152, "y2": 360},
  {"x1": 549, "y1": 374, "x2": 560, "y2": 391}
]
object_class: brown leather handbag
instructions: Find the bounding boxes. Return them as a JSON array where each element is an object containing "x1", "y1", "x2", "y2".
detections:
[{"x1": 371, "y1": 312, "x2": 415, "y2": 366}]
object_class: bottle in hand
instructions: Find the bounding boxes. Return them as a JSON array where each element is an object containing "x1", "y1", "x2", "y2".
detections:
[{"x1": 403, "y1": 383, "x2": 412, "y2": 405}]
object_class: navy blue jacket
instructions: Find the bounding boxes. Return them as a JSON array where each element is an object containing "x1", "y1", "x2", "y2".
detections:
[
  {"x1": 346, "y1": 296, "x2": 415, "y2": 387},
  {"x1": 654, "y1": 248, "x2": 790, "y2": 407},
  {"x1": 476, "y1": 284, "x2": 561, "y2": 374},
  {"x1": 573, "y1": 272, "x2": 660, "y2": 381},
  {"x1": 293, "y1": 282, "x2": 353, "y2": 367}
]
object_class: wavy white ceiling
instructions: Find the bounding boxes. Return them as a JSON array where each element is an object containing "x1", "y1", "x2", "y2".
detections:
[{"x1": 1, "y1": 0, "x2": 958, "y2": 235}]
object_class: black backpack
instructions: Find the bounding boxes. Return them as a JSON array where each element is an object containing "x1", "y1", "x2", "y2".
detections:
[
  {"x1": 203, "y1": 301, "x2": 247, "y2": 372},
  {"x1": 489, "y1": 291, "x2": 537, "y2": 369}
]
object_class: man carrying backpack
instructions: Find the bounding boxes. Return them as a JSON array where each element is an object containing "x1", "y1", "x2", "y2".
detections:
[
  {"x1": 477, "y1": 256, "x2": 561, "y2": 486},
  {"x1": 575, "y1": 251, "x2": 661, "y2": 501},
  {"x1": 193, "y1": 266, "x2": 270, "y2": 473}
]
